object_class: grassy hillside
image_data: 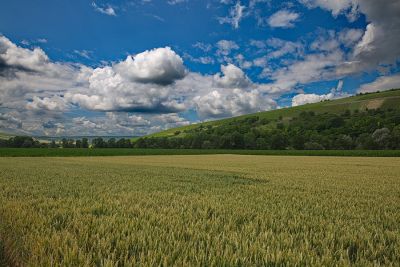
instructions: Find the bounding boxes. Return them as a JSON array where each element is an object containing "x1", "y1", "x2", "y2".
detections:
[
  {"x1": 0, "y1": 132, "x2": 14, "y2": 140},
  {"x1": 147, "y1": 89, "x2": 400, "y2": 138}
]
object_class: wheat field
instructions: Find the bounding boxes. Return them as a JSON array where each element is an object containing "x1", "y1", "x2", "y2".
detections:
[{"x1": 0, "y1": 155, "x2": 399, "y2": 266}]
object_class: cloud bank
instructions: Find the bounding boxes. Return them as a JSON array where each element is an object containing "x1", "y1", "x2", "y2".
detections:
[{"x1": 0, "y1": 36, "x2": 277, "y2": 136}]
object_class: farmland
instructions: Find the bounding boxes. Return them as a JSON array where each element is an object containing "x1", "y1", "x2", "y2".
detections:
[
  {"x1": 1, "y1": 155, "x2": 399, "y2": 266},
  {"x1": 1, "y1": 148, "x2": 400, "y2": 157}
]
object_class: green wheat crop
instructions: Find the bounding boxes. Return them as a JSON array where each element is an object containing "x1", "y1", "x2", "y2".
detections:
[
  {"x1": 0, "y1": 155, "x2": 399, "y2": 266},
  {"x1": 1, "y1": 148, "x2": 400, "y2": 157}
]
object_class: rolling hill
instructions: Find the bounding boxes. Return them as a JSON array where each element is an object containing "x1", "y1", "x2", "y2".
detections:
[
  {"x1": 146, "y1": 89, "x2": 400, "y2": 139},
  {"x1": 132, "y1": 89, "x2": 400, "y2": 150}
]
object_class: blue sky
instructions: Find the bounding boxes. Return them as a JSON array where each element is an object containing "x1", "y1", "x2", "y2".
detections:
[{"x1": 1, "y1": 0, "x2": 400, "y2": 136}]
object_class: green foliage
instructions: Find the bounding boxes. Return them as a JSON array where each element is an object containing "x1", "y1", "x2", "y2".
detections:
[
  {"x1": 0, "y1": 136, "x2": 133, "y2": 149},
  {"x1": 0, "y1": 136, "x2": 41, "y2": 148},
  {"x1": 0, "y1": 156, "x2": 399, "y2": 265},
  {"x1": 304, "y1": 142, "x2": 325, "y2": 150},
  {"x1": 82, "y1": 138, "x2": 89, "y2": 148},
  {"x1": 133, "y1": 108, "x2": 400, "y2": 150}
]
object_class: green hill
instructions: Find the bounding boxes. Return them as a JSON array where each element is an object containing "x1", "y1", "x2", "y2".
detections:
[
  {"x1": 146, "y1": 89, "x2": 400, "y2": 139},
  {"x1": 0, "y1": 132, "x2": 14, "y2": 140},
  {"x1": 133, "y1": 89, "x2": 400, "y2": 150}
]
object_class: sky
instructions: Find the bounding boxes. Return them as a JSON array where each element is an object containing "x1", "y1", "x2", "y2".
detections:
[{"x1": 1, "y1": 0, "x2": 400, "y2": 136}]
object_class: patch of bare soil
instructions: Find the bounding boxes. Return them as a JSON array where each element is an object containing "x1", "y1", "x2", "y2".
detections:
[{"x1": 365, "y1": 99, "x2": 384, "y2": 109}]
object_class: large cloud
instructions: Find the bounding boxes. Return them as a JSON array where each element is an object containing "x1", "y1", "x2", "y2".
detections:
[
  {"x1": 114, "y1": 47, "x2": 186, "y2": 85},
  {"x1": 194, "y1": 89, "x2": 276, "y2": 119},
  {"x1": 0, "y1": 36, "x2": 189, "y2": 135},
  {"x1": 0, "y1": 35, "x2": 88, "y2": 115},
  {"x1": 0, "y1": 35, "x2": 85, "y2": 81},
  {"x1": 66, "y1": 65, "x2": 186, "y2": 113},
  {"x1": 0, "y1": 36, "x2": 49, "y2": 75},
  {"x1": 189, "y1": 63, "x2": 280, "y2": 119},
  {"x1": 69, "y1": 59, "x2": 276, "y2": 118},
  {"x1": 0, "y1": 35, "x2": 279, "y2": 135},
  {"x1": 66, "y1": 48, "x2": 187, "y2": 113}
]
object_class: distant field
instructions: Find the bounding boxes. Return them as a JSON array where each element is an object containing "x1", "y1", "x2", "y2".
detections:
[
  {"x1": 1, "y1": 155, "x2": 399, "y2": 265},
  {"x1": 1, "y1": 148, "x2": 400, "y2": 157}
]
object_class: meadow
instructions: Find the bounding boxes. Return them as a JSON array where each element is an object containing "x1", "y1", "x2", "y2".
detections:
[{"x1": 0, "y1": 155, "x2": 399, "y2": 266}]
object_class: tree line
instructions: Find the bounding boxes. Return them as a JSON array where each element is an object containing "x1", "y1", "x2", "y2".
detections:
[{"x1": 0, "y1": 137, "x2": 134, "y2": 148}]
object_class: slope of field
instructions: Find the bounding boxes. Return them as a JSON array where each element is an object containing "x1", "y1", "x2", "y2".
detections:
[
  {"x1": 147, "y1": 89, "x2": 400, "y2": 138},
  {"x1": 0, "y1": 155, "x2": 399, "y2": 266}
]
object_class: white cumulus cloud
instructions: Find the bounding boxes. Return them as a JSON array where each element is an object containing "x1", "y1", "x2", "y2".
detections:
[
  {"x1": 114, "y1": 47, "x2": 186, "y2": 85},
  {"x1": 194, "y1": 89, "x2": 276, "y2": 119},
  {"x1": 213, "y1": 64, "x2": 251, "y2": 88}
]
